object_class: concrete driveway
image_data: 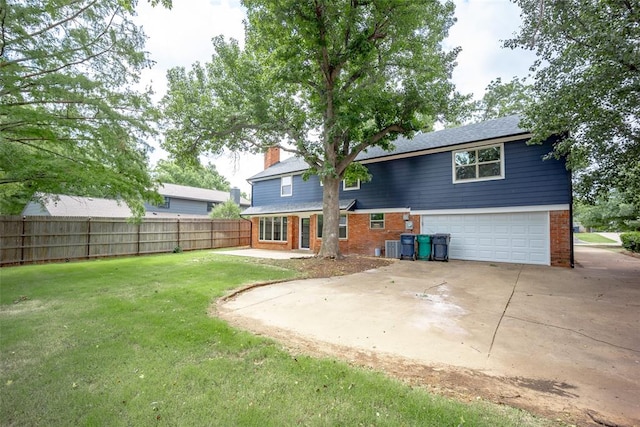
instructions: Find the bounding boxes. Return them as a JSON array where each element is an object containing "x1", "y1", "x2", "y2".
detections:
[{"x1": 218, "y1": 246, "x2": 640, "y2": 425}]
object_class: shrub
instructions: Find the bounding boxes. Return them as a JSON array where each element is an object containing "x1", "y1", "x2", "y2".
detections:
[{"x1": 620, "y1": 232, "x2": 640, "y2": 253}]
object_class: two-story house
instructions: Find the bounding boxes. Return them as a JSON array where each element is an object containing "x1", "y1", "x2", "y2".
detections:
[{"x1": 242, "y1": 115, "x2": 573, "y2": 267}]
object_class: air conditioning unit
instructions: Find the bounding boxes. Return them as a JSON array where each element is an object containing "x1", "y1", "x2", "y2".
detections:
[{"x1": 385, "y1": 240, "x2": 402, "y2": 259}]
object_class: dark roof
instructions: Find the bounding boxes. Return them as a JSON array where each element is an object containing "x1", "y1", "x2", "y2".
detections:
[
  {"x1": 242, "y1": 199, "x2": 356, "y2": 216},
  {"x1": 160, "y1": 183, "x2": 250, "y2": 206},
  {"x1": 249, "y1": 115, "x2": 527, "y2": 181}
]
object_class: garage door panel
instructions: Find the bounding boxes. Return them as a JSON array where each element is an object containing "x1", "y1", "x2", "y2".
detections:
[{"x1": 421, "y1": 211, "x2": 549, "y2": 265}]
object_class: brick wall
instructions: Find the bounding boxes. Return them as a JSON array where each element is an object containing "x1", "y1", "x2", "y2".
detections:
[
  {"x1": 550, "y1": 210, "x2": 572, "y2": 267},
  {"x1": 307, "y1": 212, "x2": 418, "y2": 256}
]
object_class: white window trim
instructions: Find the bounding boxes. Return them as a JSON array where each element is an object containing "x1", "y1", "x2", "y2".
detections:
[
  {"x1": 342, "y1": 179, "x2": 360, "y2": 191},
  {"x1": 258, "y1": 216, "x2": 288, "y2": 242},
  {"x1": 369, "y1": 213, "x2": 385, "y2": 229},
  {"x1": 452, "y1": 143, "x2": 505, "y2": 184},
  {"x1": 281, "y1": 176, "x2": 293, "y2": 197},
  {"x1": 316, "y1": 214, "x2": 348, "y2": 240}
]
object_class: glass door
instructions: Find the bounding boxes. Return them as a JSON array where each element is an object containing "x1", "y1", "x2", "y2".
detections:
[{"x1": 300, "y1": 218, "x2": 310, "y2": 249}]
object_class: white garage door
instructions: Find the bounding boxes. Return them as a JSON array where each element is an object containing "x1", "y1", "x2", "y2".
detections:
[{"x1": 420, "y1": 212, "x2": 549, "y2": 265}]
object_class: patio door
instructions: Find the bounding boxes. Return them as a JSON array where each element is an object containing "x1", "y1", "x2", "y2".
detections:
[{"x1": 300, "y1": 218, "x2": 310, "y2": 249}]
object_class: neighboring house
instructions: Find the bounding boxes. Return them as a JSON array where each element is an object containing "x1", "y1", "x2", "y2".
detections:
[
  {"x1": 243, "y1": 115, "x2": 573, "y2": 267},
  {"x1": 22, "y1": 183, "x2": 250, "y2": 218}
]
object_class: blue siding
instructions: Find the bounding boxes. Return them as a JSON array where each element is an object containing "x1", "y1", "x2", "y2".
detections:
[
  {"x1": 252, "y1": 174, "x2": 323, "y2": 207},
  {"x1": 251, "y1": 138, "x2": 571, "y2": 211}
]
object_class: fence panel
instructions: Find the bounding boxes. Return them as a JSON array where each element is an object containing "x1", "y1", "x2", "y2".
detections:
[
  {"x1": 0, "y1": 216, "x2": 252, "y2": 266},
  {"x1": 0, "y1": 217, "x2": 23, "y2": 265},
  {"x1": 89, "y1": 219, "x2": 138, "y2": 257},
  {"x1": 23, "y1": 217, "x2": 89, "y2": 263}
]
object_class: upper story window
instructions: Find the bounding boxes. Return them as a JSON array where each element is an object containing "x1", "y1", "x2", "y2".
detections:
[
  {"x1": 370, "y1": 213, "x2": 385, "y2": 229},
  {"x1": 155, "y1": 196, "x2": 170, "y2": 209},
  {"x1": 343, "y1": 178, "x2": 360, "y2": 191},
  {"x1": 453, "y1": 144, "x2": 504, "y2": 183},
  {"x1": 281, "y1": 176, "x2": 292, "y2": 197}
]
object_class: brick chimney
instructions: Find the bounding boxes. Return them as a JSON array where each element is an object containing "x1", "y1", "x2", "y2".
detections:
[{"x1": 264, "y1": 146, "x2": 280, "y2": 170}]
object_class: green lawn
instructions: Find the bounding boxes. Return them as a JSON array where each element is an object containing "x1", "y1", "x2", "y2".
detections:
[
  {"x1": 575, "y1": 233, "x2": 618, "y2": 244},
  {"x1": 1, "y1": 251, "x2": 554, "y2": 426}
]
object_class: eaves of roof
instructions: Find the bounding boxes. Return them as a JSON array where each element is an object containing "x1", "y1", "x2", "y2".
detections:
[{"x1": 242, "y1": 199, "x2": 356, "y2": 216}]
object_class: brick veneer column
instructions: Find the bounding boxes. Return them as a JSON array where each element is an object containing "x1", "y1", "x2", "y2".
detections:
[{"x1": 550, "y1": 210, "x2": 571, "y2": 267}]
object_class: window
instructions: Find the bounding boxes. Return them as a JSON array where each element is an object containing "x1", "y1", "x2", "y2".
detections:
[
  {"x1": 343, "y1": 178, "x2": 360, "y2": 191},
  {"x1": 316, "y1": 214, "x2": 347, "y2": 239},
  {"x1": 453, "y1": 144, "x2": 504, "y2": 183},
  {"x1": 207, "y1": 202, "x2": 216, "y2": 212},
  {"x1": 370, "y1": 213, "x2": 385, "y2": 229},
  {"x1": 259, "y1": 217, "x2": 288, "y2": 241},
  {"x1": 155, "y1": 196, "x2": 170, "y2": 209},
  {"x1": 281, "y1": 176, "x2": 292, "y2": 197}
]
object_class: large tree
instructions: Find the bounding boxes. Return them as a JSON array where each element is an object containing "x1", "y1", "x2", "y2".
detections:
[
  {"x1": 475, "y1": 77, "x2": 533, "y2": 121},
  {"x1": 161, "y1": 0, "x2": 458, "y2": 258},
  {"x1": 153, "y1": 159, "x2": 230, "y2": 191},
  {"x1": 506, "y1": 0, "x2": 640, "y2": 208},
  {"x1": 0, "y1": 0, "x2": 170, "y2": 216}
]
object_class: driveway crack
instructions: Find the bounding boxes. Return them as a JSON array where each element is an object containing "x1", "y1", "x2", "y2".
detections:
[
  {"x1": 487, "y1": 265, "x2": 523, "y2": 359},
  {"x1": 505, "y1": 315, "x2": 640, "y2": 353}
]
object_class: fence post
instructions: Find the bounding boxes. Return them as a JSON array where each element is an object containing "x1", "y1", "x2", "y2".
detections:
[
  {"x1": 20, "y1": 216, "x2": 26, "y2": 265},
  {"x1": 137, "y1": 222, "x2": 141, "y2": 256},
  {"x1": 211, "y1": 220, "x2": 214, "y2": 249},
  {"x1": 177, "y1": 219, "x2": 180, "y2": 249},
  {"x1": 86, "y1": 217, "x2": 92, "y2": 259}
]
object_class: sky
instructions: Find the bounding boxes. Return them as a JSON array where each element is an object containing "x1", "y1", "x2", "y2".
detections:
[{"x1": 134, "y1": 0, "x2": 537, "y2": 195}]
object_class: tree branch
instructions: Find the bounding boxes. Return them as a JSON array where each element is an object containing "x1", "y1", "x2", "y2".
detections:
[
  {"x1": 13, "y1": 0, "x2": 98, "y2": 45},
  {"x1": 336, "y1": 123, "x2": 405, "y2": 173}
]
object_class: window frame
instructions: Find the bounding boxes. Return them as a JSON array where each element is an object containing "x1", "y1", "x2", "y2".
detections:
[
  {"x1": 342, "y1": 178, "x2": 360, "y2": 191},
  {"x1": 369, "y1": 213, "x2": 385, "y2": 229},
  {"x1": 281, "y1": 176, "x2": 293, "y2": 197},
  {"x1": 452, "y1": 143, "x2": 505, "y2": 184},
  {"x1": 259, "y1": 217, "x2": 288, "y2": 242},
  {"x1": 316, "y1": 214, "x2": 348, "y2": 240},
  {"x1": 156, "y1": 196, "x2": 170, "y2": 209}
]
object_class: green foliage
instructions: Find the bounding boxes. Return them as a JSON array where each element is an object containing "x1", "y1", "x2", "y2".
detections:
[
  {"x1": 0, "y1": 0, "x2": 170, "y2": 216},
  {"x1": 620, "y1": 232, "x2": 640, "y2": 253},
  {"x1": 476, "y1": 77, "x2": 533, "y2": 121},
  {"x1": 506, "y1": 0, "x2": 640, "y2": 211},
  {"x1": 0, "y1": 252, "x2": 552, "y2": 426},
  {"x1": 209, "y1": 199, "x2": 242, "y2": 219},
  {"x1": 153, "y1": 159, "x2": 230, "y2": 191},
  {"x1": 160, "y1": 0, "x2": 460, "y2": 257},
  {"x1": 574, "y1": 191, "x2": 640, "y2": 232}
]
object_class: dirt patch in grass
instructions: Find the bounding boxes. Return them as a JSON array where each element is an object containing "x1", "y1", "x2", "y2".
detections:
[{"x1": 261, "y1": 255, "x2": 395, "y2": 279}]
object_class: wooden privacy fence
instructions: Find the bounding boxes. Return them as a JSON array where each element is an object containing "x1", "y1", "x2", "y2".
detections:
[{"x1": 0, "y1": 216, "x2": 252, "y2": 266}]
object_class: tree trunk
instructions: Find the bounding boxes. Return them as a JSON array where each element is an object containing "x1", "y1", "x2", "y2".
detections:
[{"x1": 318, "y1": 175, "x2": 343, "y2": 259}]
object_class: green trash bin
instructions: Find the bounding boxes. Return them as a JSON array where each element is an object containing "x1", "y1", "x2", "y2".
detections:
[{"x1": 416, "y1": 234, "x2": 432, "y2": 260}]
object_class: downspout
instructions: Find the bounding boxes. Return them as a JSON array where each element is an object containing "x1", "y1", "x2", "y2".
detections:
[{"x1": 569, "y1": 168, "x2": 575, "y2": 268}]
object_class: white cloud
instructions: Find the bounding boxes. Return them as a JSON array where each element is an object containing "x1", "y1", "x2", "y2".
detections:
[
  {"x1": 134, "y1": 0, "x2": 537, "y2": 195},
  {"x1": 448, "y1": 0, "x2": 537, "y2": 98}
]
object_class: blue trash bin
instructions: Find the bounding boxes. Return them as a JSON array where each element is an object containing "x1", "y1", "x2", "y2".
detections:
[
  {"x1": 431, "y1": 233, "x2": 451, "y2": 261},
  {"x1": 400, "y1": 234, "x2": 416, "y2": 260}
]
